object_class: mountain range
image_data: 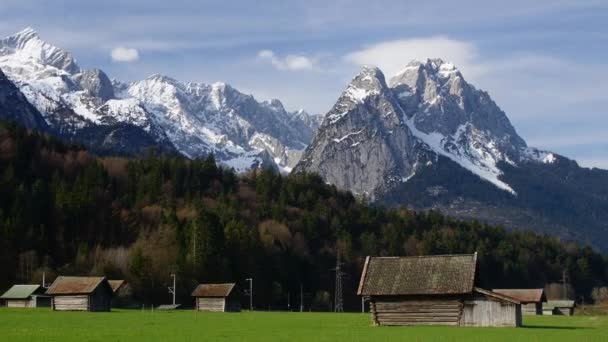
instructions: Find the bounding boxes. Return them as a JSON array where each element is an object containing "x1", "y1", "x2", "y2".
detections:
[
  {"x1": 0, "y1": 27, "x2": 321, "y2": 171},
  {"x1": 1, "y1": 27, "x2": 608, "y2": 251}
]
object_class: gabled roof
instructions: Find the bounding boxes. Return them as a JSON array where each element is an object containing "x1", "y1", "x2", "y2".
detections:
[
  {"x1": 1, "y1": 285, "x2": 42, "y2": 299},
  {"x1": 492, "y1": 289, "x2": 546, "y2": 303},
  {"x1": 46, "y1": 276, "x2": 111, "y2": 295},
  {"x1": 357, "y1": 253, "x2": 477, "y2": 296},
  {"x1": 474, "y1": 287, "x2": 520, "y2": 304},
  {"x1": 191, "y1": 283, "x2": 236, "y2": 297},
  {"x1": 108, "y1": 280, "x2": 125, "y2": 294}
]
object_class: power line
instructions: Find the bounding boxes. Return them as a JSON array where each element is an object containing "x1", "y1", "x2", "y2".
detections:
[
  {"x1": 331, "y1": 249, "x2": 345, "y2": 312},
  {"x1": 245, "y1": 278, "x2": 253, "y2": 311}
]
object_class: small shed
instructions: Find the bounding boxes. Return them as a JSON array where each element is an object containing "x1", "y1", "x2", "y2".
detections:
[
  {"x1": 493, "y1": 289, "x2": 546, "y2": 315},
  {"x1": 191, "y1": 283, "x2": 240, "y2": 312},
  {"x1": 357, "y1": 253, "x2": 522, "y2": 327},
  {"x1": 543, "y1": 300, "x2": 575, "y2": 316},
  {"x1": 46, "y1": 276, "x2": 114, "y2": 311},
  {"x1": 1, "y1": 285, "x2": 50, "y2": 308}
]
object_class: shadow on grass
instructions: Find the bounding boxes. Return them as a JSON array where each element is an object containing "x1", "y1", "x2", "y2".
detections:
[{"x1": 521, "y1": 325, "x2": 590, "y2": 330}]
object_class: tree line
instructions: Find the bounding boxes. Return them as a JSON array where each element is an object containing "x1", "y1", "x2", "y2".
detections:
[{"x1": 0, "y1": 121, "x2": 607, "y2": 310}]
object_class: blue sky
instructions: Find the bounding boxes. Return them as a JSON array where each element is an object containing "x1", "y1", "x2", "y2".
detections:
[{"x1": 1, "y1": 0, "x2": 607, "y2": 168}]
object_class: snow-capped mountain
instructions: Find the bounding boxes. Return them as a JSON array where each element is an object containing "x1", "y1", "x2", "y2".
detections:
[
  {"x1": 296, "y1": 59, "x2": 554, "y2": 198},
  {"x1": 296, "y1": 59, "x2": 608, "y2": 250},
  {"x1": 0, "y1": 28, "x2": 320, "y2": 171}
]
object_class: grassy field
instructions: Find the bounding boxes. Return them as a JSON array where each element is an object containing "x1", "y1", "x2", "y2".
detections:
[{"x1": 1, "y1": 308, "x2": 607, "y2": 341}]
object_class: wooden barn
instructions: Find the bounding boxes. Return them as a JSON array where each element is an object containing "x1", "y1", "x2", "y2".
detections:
[
  {"x1": 46, "y1": 276, "x2": 114, "y2": 311},
  {"x1": 357, "y1": 254, "x2": 522, "y2": 327},
  {"x1": 493, "y1": 289, "x2": 546, "y2": 315},
  {"x1": 1, "y1": 285, "x2": 50, "y2": 308},
  {"x1": 191, "y1": 283, "x2": 241, "y2": 312},
  {"x1": 543, "y1": 300, "x2": 575, "y2": 316}
]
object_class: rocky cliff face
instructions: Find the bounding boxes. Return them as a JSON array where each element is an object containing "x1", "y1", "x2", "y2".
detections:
[
  {"x1": 0, "y1": 27, "x2": 320, "y2": 170},
  {"x1": 295, "y1": 66, "x2": 429, "y2": 198}
]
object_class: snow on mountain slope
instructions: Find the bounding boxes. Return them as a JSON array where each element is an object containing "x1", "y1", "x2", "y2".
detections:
[
  {"x1": 388, "y1": 59, "x2": 552, "y2": 194},
  {"x1": 0, "y1": 28, "x2": 320, "y2": 171}
]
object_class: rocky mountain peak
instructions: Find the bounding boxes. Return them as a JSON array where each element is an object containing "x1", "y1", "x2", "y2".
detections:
[
  {"x1": 72, "y1": 69, "x2": 115, "y2": 102},
  {"x1": 9, "y1": 27, "x2": 39, "y2": 43},
  {"x1": 145, "y1": 73, "x2": 178, "y2": 84},
  {"x1": 263, "y1": 98, "x2": 286, "y2": 112},
  {"x1": 324, "y1": 66, "x2": 392, "y2": 125},
  {"x1": 351, "y1": 65, "x2": 387, "y2": 92},
  {"x1": 0, "y1": 27, "x2": 80, "y2": 75}
]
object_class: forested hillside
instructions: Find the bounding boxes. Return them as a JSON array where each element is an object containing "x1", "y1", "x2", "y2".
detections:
[{"x1": 0, "y1": 121, "x2": 606, "y2": 309}]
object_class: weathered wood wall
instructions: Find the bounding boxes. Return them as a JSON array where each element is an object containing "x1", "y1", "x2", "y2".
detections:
[
  {"x1": 196, "y1": 298, "x2": 226, "y2": 312},
  {"x1": 53, "y1": 295, "x2": 89, "y2": 311},
  {"x1": 6, "y1": 299, "x2": 33, "y2": 308},
  {"x1": 370, "y1": 297, "x2": 463, "y2": 326},
  {"x1": 461, "y1": 300, "x2": 521, "y2": 327}
]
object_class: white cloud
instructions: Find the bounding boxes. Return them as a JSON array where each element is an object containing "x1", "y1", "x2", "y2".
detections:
[
  {"x1": 344, "y1": 36, "x2": 481, "y2": 79},
  {"x1": 258, "y1": 49, "x2": 315, "y2": 71},
  {"x1": 110, "y1": 47, "x2": 139, "y2": 62}
]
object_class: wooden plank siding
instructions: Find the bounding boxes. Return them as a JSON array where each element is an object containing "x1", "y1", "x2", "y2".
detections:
[
  {"x1": 370, "y1": 297, "x2": 463, "y2": 326},
  {"x1": 52, "y1": 292, "x2": 111, "y2": 311},
  {"x1": 461, "y1": 301, "x2": 521, "y2": 327},
  {"x1": 53, "y1": 295, "x2": 89, "y2": 311},
  {"x1": 7, "y1": 299, "x2": 32, "y2": 308},
  {"x1": 196, "y1": 297, "x2": 226, "y2": 312}
]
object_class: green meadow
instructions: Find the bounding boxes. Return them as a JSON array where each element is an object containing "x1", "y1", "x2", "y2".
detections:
[{"x1": 0, "y1": 308, "x2": 606, "y2": 341}]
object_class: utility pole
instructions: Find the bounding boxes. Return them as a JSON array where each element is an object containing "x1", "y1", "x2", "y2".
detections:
[
  {"x1": 246, "y1": 278, "x2": 253, "y2": 311},
  {"x1": 168, "y1": 274, "x2": 176, "y2": 305},
  {"x1": 331, "y1": 249, "x2": 345, "y2": 312},
  {"x1": 300, "y1": 283, "x2": 304, "y2": 312},
  {"x1": 561, "y1": 269, "x2": 569, "y2": 299},
  {"x1": 192, "y1": 228, "x2": 197, "y2": 269}
]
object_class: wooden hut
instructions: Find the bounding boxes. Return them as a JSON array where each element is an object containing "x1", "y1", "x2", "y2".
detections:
[
  {"x1": 543, "y1": 300, "x2": 575, "y2": 316},
  {"x1": 493, "y1": 289, "x2": 546, "y2": 315},
  {"x1": 1, "y1": 285, "x2": 50, "y2": 308},
  {"x1": 45, "y1": 276, "x2": 114, "y2": 311},
  {"x1": 357, "y1": 254, "x2": 522, "y2": 327},
  {"x1": 191, "y1": 283, "x2": 241, "y2": 312}
]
